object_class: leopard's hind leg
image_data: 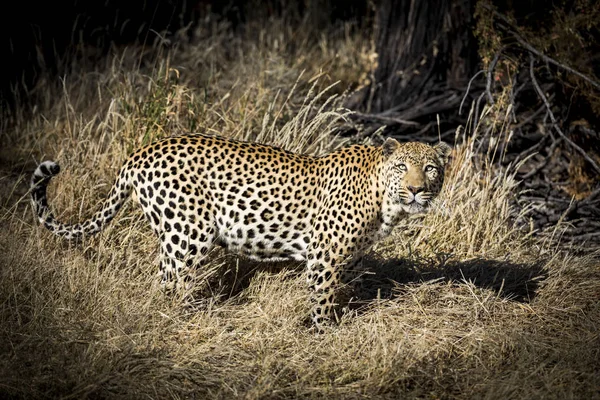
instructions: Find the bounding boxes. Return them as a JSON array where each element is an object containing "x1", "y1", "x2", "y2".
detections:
[{"x1": 158, "y1": 222, "x2": 217, "y2": 294}]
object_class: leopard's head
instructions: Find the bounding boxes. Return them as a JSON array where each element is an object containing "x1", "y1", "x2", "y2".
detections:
[{"x1": 382, "y1": 138, "x2": 451, "y2": 214}]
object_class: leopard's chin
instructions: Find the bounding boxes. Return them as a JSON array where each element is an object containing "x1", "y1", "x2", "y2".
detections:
[{"x1": 401, "y1": 200, "x2": 429, "y2": 214}]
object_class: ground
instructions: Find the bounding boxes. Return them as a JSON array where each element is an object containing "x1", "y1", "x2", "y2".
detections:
[{"x1": 0, "y1": 15, "x2": 598, "y2": 400}]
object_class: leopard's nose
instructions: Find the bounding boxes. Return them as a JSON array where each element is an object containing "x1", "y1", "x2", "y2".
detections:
[{"x1": 407, "y1": 185, "x2": 424, "y2": 194}]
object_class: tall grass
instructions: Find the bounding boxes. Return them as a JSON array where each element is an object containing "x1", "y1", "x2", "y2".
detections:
[{"x1": 0, "y1": 15, "x2": 598, "y2": 400}]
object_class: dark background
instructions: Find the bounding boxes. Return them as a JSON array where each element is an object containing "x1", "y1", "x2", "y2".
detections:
[
  {"x1": 0, "y1": 0, "x2": 370, "y2": 106},
  {"x1": 1, "y1": 0, "x2": 200, "y2": 104}
]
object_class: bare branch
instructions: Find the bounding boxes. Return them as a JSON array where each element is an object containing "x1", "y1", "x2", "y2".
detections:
[
  {"x1": 352, "y1": 112, "x2": 421, "y2": 127},
  {"x1": 486, "y1": 6, "x2": 600, "y2": 91},
  {"x1": 486, "y1": 48, "x2": 504, "y2": 105},
  {"x1": 529, "y1": 54, "x2": 600, "y2": 175},
  {"x1": 459, "y1": 70, "x2": 485, "y2": 115}
]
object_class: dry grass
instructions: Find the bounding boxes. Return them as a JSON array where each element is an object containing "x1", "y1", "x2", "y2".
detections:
[{"x1": 1, "y1": 16, "x2": 599, "y2": 399}]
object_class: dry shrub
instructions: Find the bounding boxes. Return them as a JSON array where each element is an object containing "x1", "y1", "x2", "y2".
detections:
[{"x1": 0, "y1": 15, "x2": 598, "y2": 400}]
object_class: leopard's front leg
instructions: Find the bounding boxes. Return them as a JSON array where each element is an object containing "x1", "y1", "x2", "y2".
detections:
[
  {"x1": 306, "y1": 191, "x2": 380, "y2": 331},
  {"x1": 306, "y1": 232, "x2": 365, "y2": 331},
  {"x1": 306, "y1": 246, "x2": 346, "y2": 330}
]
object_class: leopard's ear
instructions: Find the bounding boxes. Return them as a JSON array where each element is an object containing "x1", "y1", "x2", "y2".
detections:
[
  {"x1": 434, "y1": 142, "x2": 452, "y2": 166},
  {"x1": 382, "y1": 138, "x2": 400, "y2": 157}
]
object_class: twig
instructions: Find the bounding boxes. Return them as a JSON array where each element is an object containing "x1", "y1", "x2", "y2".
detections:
[
  {"x1": 575, "y1": 186, "x2": 600, "y2": 208},
  {"x1": 520, "y1": 138, "x2": 561, "y2": 180},
  {"x1": 391, "y1": 92, "x2": 454, "y2": 119},
  {"x1": 401, "y1": 93, "x2": 462, "y2": 121},
  {"x1": 486, "y1": 48, "x2": 504, "y2": 105},
  {"x1": 568, "y1": 231, "x2": 600, "y2": 241},
  {"x1": 529, "y1": 54, "x2": 600, "y2": 175},
  {"x1": 513, "y1": 135, "x2": 551, "y2": 170},
  {"x1": 512, "y1": 102, "x2": 552, "y2": 130},
  {"x1": 511, "y1": 79, "x2": 528, "y2": 101},
  {"x1": 459, "y1": 70, "x2": 485, "y2": 115},
  {"x1": 352, "y1": 112, "x2": 421, "y2": 127},
  {"x1": 473, "y1": 92, "x2": 486, "y2": 131}
]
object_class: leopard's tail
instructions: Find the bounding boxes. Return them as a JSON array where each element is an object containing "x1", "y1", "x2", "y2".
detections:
[{"x1": 31, "y1": 160, "x2": 132, "y2": 240}]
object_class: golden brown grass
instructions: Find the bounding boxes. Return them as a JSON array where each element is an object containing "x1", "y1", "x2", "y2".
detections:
[{"x1": 1, "y1": 17, "x2": 599, "y2": 399}]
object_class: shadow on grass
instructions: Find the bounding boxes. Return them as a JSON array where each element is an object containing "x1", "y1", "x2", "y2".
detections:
[
  {"x1": 186, "y1": 254, "x2": 304, "y2": 308},
  {"x1": 351, "y1": 254, "x2": 547, "y2": 304},
  {"x1": 188, "y1": 252, "x2": 546, "y2": 311}
]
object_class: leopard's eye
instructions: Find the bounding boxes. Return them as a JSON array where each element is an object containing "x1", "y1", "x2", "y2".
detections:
[
  {"x1": 425, "y1": 165, "x2": 436, "y2": 173},
  {"x1": 397, "y1": 163, "x2": 407, "y2": 171}
]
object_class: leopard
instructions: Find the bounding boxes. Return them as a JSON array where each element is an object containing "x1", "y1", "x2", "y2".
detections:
[{"x1": 31, "y1": 133, "x2": 451, "y2": 330}]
